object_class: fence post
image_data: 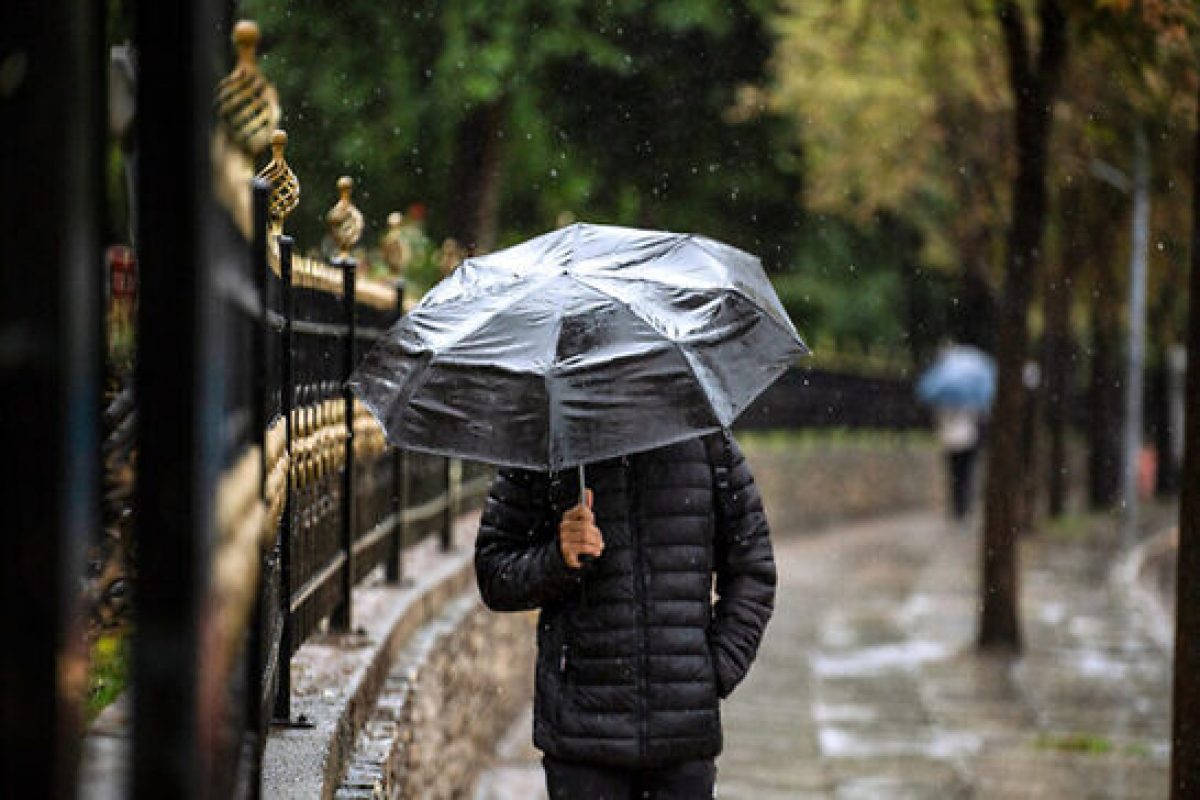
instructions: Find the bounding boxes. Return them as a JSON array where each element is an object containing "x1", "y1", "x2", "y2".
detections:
[
  {"x1": 246, "y1": 176, "x2": 270, "y2": 792},
  {"x1": 274, "y1": 235, "x2": 295, "y2": 721},
  {"x1": 333, "y1": 256, "x2": 357, "y2": 630},
  {"x1": 132, "y1": 2, "x2": 225, "y2": 796},
  {"x1": 3, "y1": 0, "x2": 102, "y2": 793},
  {"x1": 441, "y1": 457, "x2": 460, "y2": 551},
  {"x1": 386, "y1": 279, "x2": 406, "y2": 583}
]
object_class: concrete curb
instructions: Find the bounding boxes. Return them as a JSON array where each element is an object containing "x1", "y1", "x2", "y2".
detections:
[
  {"x1": 261, "y1": 512, "x2": 481, "y2": 800},
  {"x1": 1116, "y1": 522, "x2": 1177, "y2": 654}
]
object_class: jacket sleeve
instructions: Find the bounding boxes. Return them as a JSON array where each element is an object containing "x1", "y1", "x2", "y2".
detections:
[
  {"x1": 709, "y1": 435, "x2": 777, "y2": 698},
  {"x1": 474, "y1": 467, "x2": 580, "y2": 612}
]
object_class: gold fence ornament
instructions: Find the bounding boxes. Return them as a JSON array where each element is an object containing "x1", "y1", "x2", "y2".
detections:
[
  {"x1": 439, "y1": 237, "x2": 466, "y2": 278},
  {"x1": 214, "y1": 20, "x2": 281, "y2": 157},
  {"x1": 328, "y1": 176, "x2": 365, "y2": 259},
  {"x1": 256, "y1": 129, "x2": 300, "y2": 236},
  {"x1": 381, "y1": 212, "x2": 412, "y2": 276}
]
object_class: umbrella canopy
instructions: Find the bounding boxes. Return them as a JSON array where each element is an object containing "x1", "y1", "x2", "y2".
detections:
[
  {"x1": 348, "y1": 222, "x2": 808, "y2": 471},
  {"x1": 916, "y1": 344, "x2": 996, "y2": 411}
]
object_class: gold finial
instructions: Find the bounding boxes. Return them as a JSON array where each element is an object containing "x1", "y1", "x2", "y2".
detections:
[
  {"x1": 255, "y1": 129, "x2": 299, "y2": 236},
  {"x1": 215, "y1": 19, "x2": 282, "y2": 156},
  {"x1": 380, "y1": 211, "x2": 412, "y2": 276},
  {"x1": 327, "y1": 175, "x2": 364, "y2": 258},
  {"x1": 233, "y1": 20, "x2": 259, "y2": 66},
  {"x1": 439, "y1": 237, "x2": 465, "y2": 277}
]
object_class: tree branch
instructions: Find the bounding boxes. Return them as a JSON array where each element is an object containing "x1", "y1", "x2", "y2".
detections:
[
  {"x1": 1034, "y1": 0, "x2": 1068, "y2": 105},
  {"x1": 997, "y1": 0, "x2": 1032, "y2": 98}
]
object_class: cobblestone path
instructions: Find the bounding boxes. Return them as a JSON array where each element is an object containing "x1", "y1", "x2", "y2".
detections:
[{"x1": 474, "y1": 511, "x2": 1171, "y2": 799}]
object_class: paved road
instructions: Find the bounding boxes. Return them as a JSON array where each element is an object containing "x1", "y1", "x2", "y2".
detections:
[{"x1": 474, "y1": 511, "x2": 1171, "y2": 799}]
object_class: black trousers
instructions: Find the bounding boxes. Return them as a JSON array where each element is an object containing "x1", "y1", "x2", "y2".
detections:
[
  {"x1": 947, "y1": 446, "x2": 978, "y2": 519},
  {"x1": 543, "y1": 755, "x2": 716, "y2": 800}
]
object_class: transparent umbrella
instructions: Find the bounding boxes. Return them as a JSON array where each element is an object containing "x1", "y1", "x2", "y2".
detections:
[{"x1": 349, "y1": 222, "x2": 808, "y2": 503}]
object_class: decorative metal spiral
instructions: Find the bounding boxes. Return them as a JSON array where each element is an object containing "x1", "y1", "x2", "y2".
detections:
[
  {"x1": 327, "y1": 176, "x2": 364, "y2": 258},
  {"x1": 214, "y1": 20, "x2": 281, "y2": 157},
  {"x1": 380, "y1": 212, "x2": 412, "y2": 275},
  {"x1": 255, "y1": 130, "x2": 300, "y2": 235}
]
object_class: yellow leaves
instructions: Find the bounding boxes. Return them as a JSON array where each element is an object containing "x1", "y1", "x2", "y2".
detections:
[{"x1": 767, "y1": 0, "x2": 1009, "y2": 228}]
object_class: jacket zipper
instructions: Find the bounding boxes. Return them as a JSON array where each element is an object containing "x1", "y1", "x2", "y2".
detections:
[{"x1": 628, "y1": 456, "x2": 649, "y2": 761}]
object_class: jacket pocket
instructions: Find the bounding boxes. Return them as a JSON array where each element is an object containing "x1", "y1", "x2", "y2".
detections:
[{"x1": 706, "y1": 632, "x2": 727, "y2": 701}]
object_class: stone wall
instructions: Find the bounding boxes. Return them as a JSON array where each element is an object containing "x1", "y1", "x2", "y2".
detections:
[
  {"x1": 336, "y1": 595, "x2": 534, "y2": 800},
  {"x1": 739, "y1": 431, "x2": 947, "y2": 534}
]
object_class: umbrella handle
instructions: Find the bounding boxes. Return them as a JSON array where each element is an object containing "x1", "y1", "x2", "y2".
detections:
[{"x1": 577, "y1": 463, "x2": 595, "y2": 567}]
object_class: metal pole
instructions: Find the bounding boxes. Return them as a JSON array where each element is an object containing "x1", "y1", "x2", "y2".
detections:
[
  {"x1": 334, "y1": 257, "x2": 356, "y2": 630},
  {"x1": 441, "y1": 457, "x2": 454, "y2": 551},
  {"x1": 1169, "y1": 345, "x2": 1186, "y2": 484},
  {"x1": 132, "y1": 1, "x2": 222, "y2": 796},
  {"x1": 246, "y1": 177, "x2": 270, "y2": 799},
  {"x1": 386, "y1": 280, "x2": 405, "y2": 583},
  {"x1": 274, "y1": 236, "x2": 295, "y2": 721},
  {"x1": 1170, "y1": 79, "x2": 1200, "y2": 799},
  {"x1": 1122, "y1": 125, "x2": 1150, "y2": 538},
  {"x1": 1, "y1": 0, "x2": 102, "y2": 795}
]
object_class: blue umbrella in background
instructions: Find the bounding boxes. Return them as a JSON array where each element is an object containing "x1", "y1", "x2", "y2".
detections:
[{"x1": 916, "y1": 344, "x2": 996, "y2": 411}]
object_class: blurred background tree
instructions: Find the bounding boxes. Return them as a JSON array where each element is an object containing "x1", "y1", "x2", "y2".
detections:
[{"x1": 239, "y1": 0, "x2": 928, "y2": 370}]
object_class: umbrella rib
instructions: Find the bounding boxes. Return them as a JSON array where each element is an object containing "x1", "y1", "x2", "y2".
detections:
[
  {"x1": 688, "y1": 236, "x2": 802, "y2": 336},
  {"x1": 417, "y1": 272, "x2": 560, "y2": 357},
  {"x1": 563, "y1": 275, "x2": 728, "y2": 429}
]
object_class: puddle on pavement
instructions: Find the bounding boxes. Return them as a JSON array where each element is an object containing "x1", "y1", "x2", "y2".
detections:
[
  {"x1": 1070, "y1": 649, "x2": 1132, "y2": 680},
  {"x1": 813, "y1": 701, "x2": 880, "y2": 724},
  {"x1": 812, "y1": 640, "x2": 953, "y2": 678},
  {"x1": 817, "y1": 725, "x2": 981, "y2": 760}
]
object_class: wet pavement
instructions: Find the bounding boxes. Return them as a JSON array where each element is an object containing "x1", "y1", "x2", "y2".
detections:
[{"x1": 473, "y1": 508, "x2": 1172, "y2": 799}]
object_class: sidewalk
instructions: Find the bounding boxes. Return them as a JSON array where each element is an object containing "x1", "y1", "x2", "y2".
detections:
[{"x1": 473, "y1": 510, "x2": 1172, "y2": 799}]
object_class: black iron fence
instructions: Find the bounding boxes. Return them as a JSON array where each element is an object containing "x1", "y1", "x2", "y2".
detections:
[
  {"x1": 736, "y1": 366, "x2": 929, "y2": 431},
  {"x1": 112, "y1": 16, "x2": 498, "y2": 792},
  {"x1": 214, "y1": 185, "x2": 496, "y2": 792}
]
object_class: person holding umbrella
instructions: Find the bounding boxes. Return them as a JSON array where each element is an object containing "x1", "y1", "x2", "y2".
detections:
[
  {"x1": 916, "y1": 342, "x2": 996, "y2": 521},
  {"x1": 349, "y1": 223, "x2": 807, "y2": 798}
]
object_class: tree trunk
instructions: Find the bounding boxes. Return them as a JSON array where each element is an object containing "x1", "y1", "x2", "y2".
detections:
[
  {"x1": 957, "y1": 264, "x2": 997, "y2": 353},
  {"x1": 1170, "y1": 76, "x2": 1200, "y2": 800},
  {"x1": 1044, "y1": 241, "x2": 1074, "y2": 517},
  {"x1": 1088, "y1": 255, "x2": 1124, "y2": 508},
  {"x1": 980, "y1": 0, "x2": 1066, "y2": 652},
  {"x1": 1017, "y1": 330, "x2": 1044, "y2": 533},
  {"x1": 446, "y1": 98, "x2": 508, "y2": 254},
  {"x1": 1157, "y1": 344, "x2": 1186, "y2": 495}
]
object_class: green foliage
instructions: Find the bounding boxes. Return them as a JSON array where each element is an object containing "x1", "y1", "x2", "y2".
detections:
[
  {"x1": 765, "y1": 0, "x2": 1010, "y2": 273},
  {"x1": 1033, "y1": 731, "x2": 1151, "y2": 757},
  {"x1": 86, "y1": 631, "x2": 130, "y2": 723},
  {"x1": 772, "y1": 212, "x2": 955, "y2": 375},
  {"x1": 237, "y1": 0, "x2": 803, "y2": 264},
  {"x1": 235, "y1": 0, "x2": 967, "y2": 362},
  {"x1": 739, "y1": 427, "x2": 933, "y2": 453}
]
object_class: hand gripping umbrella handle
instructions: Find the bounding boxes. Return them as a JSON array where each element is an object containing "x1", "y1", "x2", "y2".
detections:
[{"x1": 577, "y1": 464, "x2": 595, "y2": 568}]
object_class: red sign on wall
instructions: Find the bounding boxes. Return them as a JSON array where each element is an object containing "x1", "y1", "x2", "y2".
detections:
[{"x1": 107, "y1": 245, "x2": 137, "y2": 301}]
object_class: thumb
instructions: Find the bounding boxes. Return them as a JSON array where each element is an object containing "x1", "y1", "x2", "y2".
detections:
[{"x1": 585, "y1": 488, "x2": 594, "y2": 509}]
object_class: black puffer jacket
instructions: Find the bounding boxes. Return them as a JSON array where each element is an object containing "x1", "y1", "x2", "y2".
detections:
[{"x1": 474, "y1": 432, "x2": 775, "y2": 767}]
